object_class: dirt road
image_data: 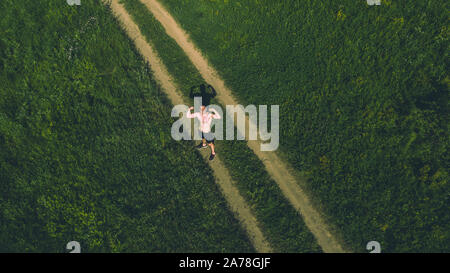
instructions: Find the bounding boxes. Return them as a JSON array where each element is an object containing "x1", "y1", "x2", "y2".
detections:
[
  {"x1": 106, "y1": 0, "x2": 272, "y2": 253},
  {"x1": 139, "y1": 0, "x2": 346, "y2": 253}
]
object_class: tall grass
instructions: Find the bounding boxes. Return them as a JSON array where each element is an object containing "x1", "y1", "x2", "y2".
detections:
[
  {"x1": 0, "y1": 0, "x2": 254, "y2": 252},
  {"x1": 159, "y1": 0, "x2": 449, "y2": 252},
  {"x1": 121, "y1": 0, "x2": 322, "y2": 252}
]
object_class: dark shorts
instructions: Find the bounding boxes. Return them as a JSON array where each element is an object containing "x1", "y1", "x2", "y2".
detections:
[{"x1": 201, "y1": 131, "x2": 215, "y2": 144}]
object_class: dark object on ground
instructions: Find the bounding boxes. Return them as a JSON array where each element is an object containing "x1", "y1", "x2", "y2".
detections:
[{"x1": 190, "y1": 83, "x2": 217, "y2": 106}]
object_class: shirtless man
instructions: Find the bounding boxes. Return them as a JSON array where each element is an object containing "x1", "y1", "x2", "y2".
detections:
[{"x1": 186, "y1": 105, "x2": 221, "y2": 161}]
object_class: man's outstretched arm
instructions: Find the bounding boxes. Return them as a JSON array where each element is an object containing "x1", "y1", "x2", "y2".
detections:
[{"x1": 186, "y1": 106, "x2": 198, "y2": 119}]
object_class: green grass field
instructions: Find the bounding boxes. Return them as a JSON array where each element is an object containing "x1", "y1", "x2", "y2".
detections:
[
  {"x1": 0, "y1": 0, "x2": 254, "y2": 252},
  {"x1": 1, "y1": 0, "x2": 447, "y2": 253},
  {"x1": 121, "y1": 0, "x2": 322, "y2": 253},
  {"x1": 158, "y1": 0, "x2": 449, "y2": 252}
]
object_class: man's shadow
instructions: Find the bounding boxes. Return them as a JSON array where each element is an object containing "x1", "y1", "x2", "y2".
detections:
[{"x1": 189, "y1": 84, "x2": 217, "y2": 106}]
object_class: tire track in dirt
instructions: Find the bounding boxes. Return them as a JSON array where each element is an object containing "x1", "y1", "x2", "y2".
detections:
[
  {"x1": 106, "y1": 0, "x2": 272, "y2": 253},
  {"x1": 140, "y1": 0, "x2": 346, "y2": 253}
]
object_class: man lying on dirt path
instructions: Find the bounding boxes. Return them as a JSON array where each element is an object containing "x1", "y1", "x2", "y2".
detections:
[{"x1": 187, "y1": 84, "x2": 220, "y2": 161}]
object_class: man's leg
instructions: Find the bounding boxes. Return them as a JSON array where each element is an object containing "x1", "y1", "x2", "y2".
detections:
[
  {"x1": 208, "y1": 142, "x2": 216, "y2": 161},
  {"x1": 196, "y1": 131, "x2": 208, "y2": 149},
  {"x1": 206, "y1": 132, "x2": 216, "y2": 161},
  {"x1": 205, "y1": 133, "x2": 215, "y2": 154},
  {"x1": 208, "y1": 143, "x2": 215, "y2": 155}
]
